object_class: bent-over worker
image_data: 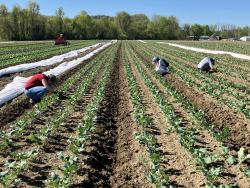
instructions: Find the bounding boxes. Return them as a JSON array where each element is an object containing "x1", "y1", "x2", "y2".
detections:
[
  {"x1": 24, "y1": 73, "x2": 56, "y2": 104},
  {"x1": 152, "y1": 56, "x2": 169, "y2": 76},
  {"x1": 197, "y1": 57, "x2": 216, "y2": 73}
]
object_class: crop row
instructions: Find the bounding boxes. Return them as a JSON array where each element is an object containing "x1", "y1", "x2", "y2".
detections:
[
  {"x1": 149, "y1": 41, "x2": 250, "y2": 81},
  {"x1": 0, "y1": 41, "x2": 53, "y2": 52},
  {"x1": 0, "y1": 41, "x2": 84, "y2": 54},
  {"x1": 0, "y1": 40, "x2": 99, "y2": 68},
  {"x1": 126, "y1": 41, "x2": 250, "y2": 187},
  {"x1": 126, "y1": 43, "x2": 223, "y2": 186},
  {"x1": 123, "y1": 44, "x2": 169, "y2": 187},
  {"x1": 47, "y1": 43, "x2": 118, "y2": 187},
  {"x1": 154, "y1": 42, "x2": 250, "y2": 80},
  {"x1": 131, "y1": 42, "x2": 248, "y2": 143},
  {"x1": 0, "y1": 43, "x2": 112, "y2": 153},
  {"x1": 133, "y1": 41, "x2": 250, "y2": 120},
  {"x1": 142, "y1": 41, "x2": 250, "y2": 88},
  {"x1": 0, "y1": 40, "x2": 94, "y2": 61},
  {"x1": 0, "y1": 43, "x2": 117, "y2": 187}
]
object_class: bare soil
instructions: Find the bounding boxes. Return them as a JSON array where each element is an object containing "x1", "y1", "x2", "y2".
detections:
[
  {"x1": 16, "y1": 56, "x2": 106, "y2": 188},
  {"x1": 70, "y1": 44, "x2": 151, "y2": 187},
  {"x1": 131, "y1": 43, "x2": 250, "y2": 153},
  {"x1": 167, "y1": 74, "x2": 250, "y2": 151},
  {"x1": 127, "y1": 49, "x2": 206, "y2": 187},
  {"x1": 0, "y1": 44, "x2": 107, "y2": 128},
  {"x1": 129, "y1": 45, "x2": 250, "y2": 186}
]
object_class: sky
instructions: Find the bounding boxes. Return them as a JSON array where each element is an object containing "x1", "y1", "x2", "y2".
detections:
[{"x1": 1, "y1": 0, "x2": 250, "y2": 27}]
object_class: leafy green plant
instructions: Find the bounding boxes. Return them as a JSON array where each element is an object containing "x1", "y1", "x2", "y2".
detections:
[
  {"x1": 123, "y1": 45, "x2": 169, "y2": 186},
  {"x1": 47, "y1": 42, "x2": 119, "y2": 187},
  {"x1": 237, "y1": 147, "x2": 250, "y2": 163}
]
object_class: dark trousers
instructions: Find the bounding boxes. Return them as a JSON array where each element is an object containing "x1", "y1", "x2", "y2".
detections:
[{"x1": 200, "y1": 64, "x2": 211, "y2": 72}]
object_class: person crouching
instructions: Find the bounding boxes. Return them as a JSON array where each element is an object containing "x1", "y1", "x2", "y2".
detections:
[
  {"x1": 152, "y1": 56, "x2": 169, "y2": 76},
  {"x1": 24, "y1": 73, "x2": 56, "y2": 104},
  {"x1": 197, "y1": 57, "x2": 216, "y2": 73}
]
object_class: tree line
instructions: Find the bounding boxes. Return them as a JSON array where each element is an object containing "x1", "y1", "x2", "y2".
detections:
[{"x1": 0, "y1": 1, "x2": 249, "y2": 40}]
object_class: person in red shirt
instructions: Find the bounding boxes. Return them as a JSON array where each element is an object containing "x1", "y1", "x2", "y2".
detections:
[
  {"x1": 55, "y1": 34, "x2": 66, "y2": 45},
  {"x1": 24, "y1": 73, "x2": 56, "y2": 104}
]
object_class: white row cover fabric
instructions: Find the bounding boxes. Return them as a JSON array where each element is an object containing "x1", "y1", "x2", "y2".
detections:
[
  {"x1": 158, "y1": 42, "x2": 250, "y2": 61},
  {"x1": 240, "y1": 36, "x2": 250, "y2": 42},
  {"x1": 137, "y1": 40, "x2": 146, "y2": 43},
  {"x1": 44, "y1": 41, "x2": 113, "y2": 76},
  {"x1": 0, "y1": 41, "x2": 116, "y2": 106},
  {"x1": 0, "y1": 43, "x2": 103, "y2": 77}
]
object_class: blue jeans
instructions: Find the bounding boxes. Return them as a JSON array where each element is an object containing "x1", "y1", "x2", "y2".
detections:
[{"x1": 24, "y1": 86, "x2": 47, "y2": 103}]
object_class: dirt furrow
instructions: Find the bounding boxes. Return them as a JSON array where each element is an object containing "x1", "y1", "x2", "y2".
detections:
[
  {"x1": 130, "y1": 43, "x2": 250, "y2": 152},
  {"x1": 0, "y1": 68, "x2": 102, "y2": 179},
  {"x1": 71, "y1": 44, "x2": 151, "y2": 188},
  {"x1": 127, "y1": 49, "x2": 206, "y2": 187},
  {"x1": 130, "y1": 46, "x2": 250, "y2": 186},
  {"x1": 0, "y1": 55, "x2": 97, "y2": 131},
  {"x1": 109, "y1": 47, "x2": 152, "y2": 188},
  {"x1": 16, "y1": 66, "x2": 105, "y2": 188},
  {"x1": 167, "y1": 74, "x2": 250, "y2": 151},
  {"x1": 0, "y1": 44, "x2": 110, "y2": 127}
]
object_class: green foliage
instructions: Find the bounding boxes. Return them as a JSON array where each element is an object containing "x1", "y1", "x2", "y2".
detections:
[
  {"x1": 47, "y1": 43, "x2": 119, "y2": 187},
  {"x1": 191, "y1": 24, "x2": 204, "y2": 38},
  {"x1": 146, "y1": 168, "x2": 169, "y2": 188},
  {"x1": 123, "y1": 44, "x2": 169, "y2": 186},
  {"x1": 0, "y1": 43, "x2": 119, "y2": 188},
  {"x1": 1, "y1": 1, "x2": 250, "y2": 40},
  {"x1": 126, "y1": 41, "x2": 243, "y2": 187},
  {"x1": 237, "y1": 147, "x2": 250, "y2": 163}
]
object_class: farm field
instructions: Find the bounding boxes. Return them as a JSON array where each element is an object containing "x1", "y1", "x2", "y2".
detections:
[
  {"x1": 0, "y1": 40, "x2": 249, "y2": 188},
  {"x1": 0, "y1": 40, "x2": 104, "y2": 92},
  {"x1": 0, "y1": 41, "x2": 52, "y2": 46},
  {"x1": 0, "y1": 40, "x2": 102, "y2": 69},
  {"x1": 168, "y1": 40, "x2": 250, "y2": 55}
]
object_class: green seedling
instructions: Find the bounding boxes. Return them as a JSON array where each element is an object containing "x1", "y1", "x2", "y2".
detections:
[{"x1": 238, "y1": 147, "x2": 250, "y2": 163}]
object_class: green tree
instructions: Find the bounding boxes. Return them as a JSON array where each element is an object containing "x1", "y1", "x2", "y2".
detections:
[
  {"x1": 182, "y1": 24, "x2": 191, "y2": 39},
  {"x1": 116, "y1": 11, "x2": 131, "y2": 39},
  {"x1": 11, "y1": 5, "x2": 22, "y2": 40},
  {"x1": 203, "y1": 25, "x2": 212, "y2": 36},
  {"x1": 55, "y1": 7, "x2": 64, "y2": 34},
  {"x1": 45, "y1": 16, "x2": 57, "y2": 39},
  {"x1": 191, "y1": 24, "x2": 203, "y2": 38},
  {"x1": 0, "y1": 4, "x2": 8, "y2": 16},
  {"x1": 2, "y1": 2, "x2": 250, "y2": 40},
  {"x1": 92, "y1": 18, "x2": 117, "y2": 39},
  {"x1": 0, "y1": 4, "x2": 10, "y2": 39},
  {"x1": 129, "y1": 14, "x2": 149, "y2": 39},
  {"x1": 28, "y1": 0, "x2": 43, "y2": 39},
  {"x1": 63, "y1": 17, "x2": 74, "y2": 39},
  {"x1": 72, "y1": 11, "x2": 93, "y2": 39},
  {"x1": 148, "y1": 15, "x2": 180, "y2": 39},
  {"x1": 238, "y1": 26, "x2": 250, "y2": 37}
]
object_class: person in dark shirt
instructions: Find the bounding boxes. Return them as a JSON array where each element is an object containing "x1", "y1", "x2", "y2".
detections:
[
  {"x1": 197, "y1": 57, "x2": 216, "y2": 73},
  {"x1": 152, "y1": 56, "x2": 169, "y2": 76},
  {"x1": 24, "y1": 73, "x2": 56, "y2": 104}
]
